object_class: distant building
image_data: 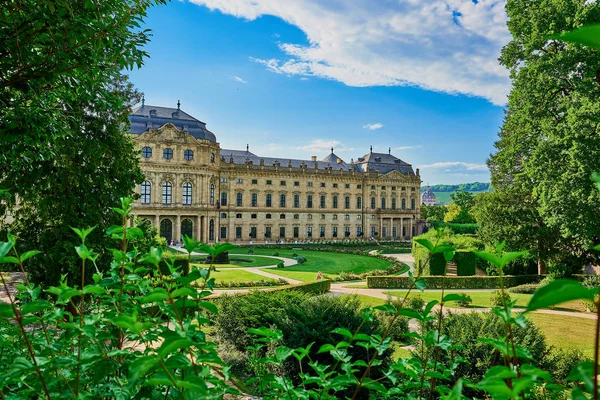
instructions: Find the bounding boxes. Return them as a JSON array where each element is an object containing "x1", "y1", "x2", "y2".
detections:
[
  {"x1": 421, "y1": 186, "x2": 436, "y2": 206},
  {"x1": 127, "y1": 100, "x2": 422, "y2": 243}
]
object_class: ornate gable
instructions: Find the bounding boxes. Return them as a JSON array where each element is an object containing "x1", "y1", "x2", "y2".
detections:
[
  {"x1": 135, "y1": 123, "x2": 198, "y2": 144},
  {"x1": 380, "y1": 170, "x2": 406, "y2": 180}
]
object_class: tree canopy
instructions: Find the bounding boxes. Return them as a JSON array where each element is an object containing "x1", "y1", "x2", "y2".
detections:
[
  {"x1": 0, "y1": 0, "x2": 164, "y2": 285},
  {"x1": 483, "y1": 0, "x2": 600, "y2": 271}
]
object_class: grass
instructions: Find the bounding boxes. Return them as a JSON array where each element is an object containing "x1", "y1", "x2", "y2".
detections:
[
  {"x1": 428, "y1": 191, "x2": 483, "y2": 205},
  {"x1": 227, "y1": 248, "x2": 391, "y2": 282},
  {"x1": 383, "y1": 290, "x2": 533, "y2": 308},
  {"x1": 527, "y1": 313, "x2": 595, "y2": 358},
  {"x1": 191, "y1": 255, "x2": 279, "y2": 268},
  {"x1": 207, "y1": 269, "x2": 279, "y2": 284}
]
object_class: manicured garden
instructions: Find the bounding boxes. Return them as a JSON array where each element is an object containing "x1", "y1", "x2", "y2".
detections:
[
  {"x1": 190, "y1": 255, "x2": 279, "y2": 268},
  {"x1": 227, "y1": 248, "x2": 392, "y2": 282}
]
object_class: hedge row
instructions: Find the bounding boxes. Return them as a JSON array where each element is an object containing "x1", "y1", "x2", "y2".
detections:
[
  {"x1": 429, "y1": 222, "x2": 479, "y2": 235},
  {"x1": 366, "y1": 275, "x2": 544, "y2": 289},
  {"x1": 270, "y1": 279, "x2": 332, "y2": 295},
  {"x1": 454, "y1": 252, "x2": 478, "y2": 276}
]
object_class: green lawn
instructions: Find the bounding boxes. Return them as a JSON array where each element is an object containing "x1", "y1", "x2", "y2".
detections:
[
  {"x1": 191, "y1": 255, "x2": 279, "y2": 268},
  {"x1": 227, "y1": 248, "x2": 390, "y2": 282},
  {"x1": 383, "y1": 290, "x2": 532, "y2": 308},
  {"x1": 208, "y1": 269, "x2": 279, "y2": 284},
  {"x1": 527, "y1": 313, "x2": 595, "y2": 358}
]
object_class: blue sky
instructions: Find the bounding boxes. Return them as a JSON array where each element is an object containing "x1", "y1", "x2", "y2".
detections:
[{"x1": 129, "y1": 0, "x2": 510, "y2": 185}]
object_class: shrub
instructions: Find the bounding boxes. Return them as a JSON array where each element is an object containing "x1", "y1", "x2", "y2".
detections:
[
  {"x1": 456, "y1": 292, "x2": 472, "y2": 307},
  {"x1": 272, "y1": 252, "x2": 279, "y2": 256},
  {"x1": 454, "y1": 252, "x2": 477, "y2": 276},
  {"x1": 409, "y1": 294, "x2": 425, "y2": 310},
  {"x1": 276, "y1": 261, "x2": 285, "y2": 268},
  {"x1": 248, "y1": 249, "x2": 254, "y2": 255},
  {"x1": 367, "y1": 275, "x2": 543, "y2": 289},
  {"x1": 205, "y1": 251, "x2": 230, "y2": 264},
  {"x1": 292, "y1": 253, "x2": 298, "y2": 257},
  {"x1": 508, "y1": 283, "x2": 541, "y2": 294},
  {"x1": 296, "y1": 256, "x2": 307, "y2": 264},
  {"x1": 489, "y1": 289, "x2": 511, "y2": 306}
]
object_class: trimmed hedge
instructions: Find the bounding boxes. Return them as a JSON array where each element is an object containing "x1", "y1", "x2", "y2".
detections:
[
  {"x1": 429, "y1": 253, "x2": 446, "y2": 276},
  {"x1": 139, "y1": 255, "x2": 190, "y2": 277},
  {"x1": 367, "y1": 275, "x2": 543, "y2": 289},
  {"x1": 454, "y1": 252, "x2": 477, "y2": 276},
  {"x1": 270, "y1": 279, "x2": 331, "y2": 295},
  {"x1": 429, "y1": 222, "x2": 479, "y2": 235}
]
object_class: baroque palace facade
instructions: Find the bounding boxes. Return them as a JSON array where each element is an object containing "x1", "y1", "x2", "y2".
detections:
[{"x1": 129, "y1": 102, "x2": 422, "y2": 244}]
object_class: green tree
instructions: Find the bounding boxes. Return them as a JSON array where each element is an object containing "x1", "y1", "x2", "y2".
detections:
[
  {"x1": 0, "y1": 1, "x2": 164, "y2": 286},
  {"x1": 421, "y1": 204, "x2": 448, "y2": 222},
  {"x1": 487, "y1": 0, "x2": 600, "y2": 271}
]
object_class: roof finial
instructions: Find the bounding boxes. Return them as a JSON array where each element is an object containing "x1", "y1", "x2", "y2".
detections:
[
  {"x1": 331, "y1": 146, "x2": 334, "y2": 153},
  {"x1": 141, "y1": 96, "x2": 145, "y2": 107},
  {"x1": 177, "y1": 100, "x2": 180, "y2": 110},
  {"x1": 246, "y1": 144, "x2": 249, "y2": 152},
  {"x1": 370, "y1": 145, "x2": 373, "y2": 153},
  {"x1": 389, "y1": 147, "x2": 391, "y2": 155}
]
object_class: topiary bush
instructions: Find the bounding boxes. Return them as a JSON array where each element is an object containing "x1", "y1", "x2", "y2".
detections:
[
  {"x1": 456, "y1": 292, "x2": 472, "y2": 307},
  {"x1": 508, "y1": 283, "x2": 541, "y2": 294},
  {"x1": 454, "y1": 251, "x2": 477, "y2": 276},
  {"x1": 367, "y1": 275, "x2": 543, "y2": 289},
  {"x1": 489, "y1": 289, "x2": 511, "y2": 306},
  {"x1": 409, "y1": 294, "x2": 425, "y2": 310},
  {"x1": 276, "y1": 261, "x2": 285, "y2": 268},
  {"x1": 205, "y1": 251, "x2": 230, "y2": 264}
]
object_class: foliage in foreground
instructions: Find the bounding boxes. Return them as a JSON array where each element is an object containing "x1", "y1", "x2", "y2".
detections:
[{"x1": 0, "y1": 198, "x2": 600, "y2": 398}]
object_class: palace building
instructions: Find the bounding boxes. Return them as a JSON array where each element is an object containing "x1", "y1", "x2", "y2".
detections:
[{"x1": 129, "y1": 101, "x2": 422, "y2": 243}]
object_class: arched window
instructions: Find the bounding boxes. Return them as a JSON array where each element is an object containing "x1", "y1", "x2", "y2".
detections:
[
  {"x1": 141, "y1": 181, "x2": 151, "y2": 204},
  {"x1": 181, "y1": 219, "x2": 193, "y2": 239},
  {"x1": 209, "y1": 219, "x2": 215, "y2": 240},
  {"x1": 266, "y1": 213, "x2": 272, "y2": 219},
  {"x1": 163, "y1": 148, "x2": 173, "y2": 160},
  {"x1": 332, "y1": 195, "x2": 338, "y2": 209},
  {"x1": 280, "y1": 214, "x2": 286, "y2": 219},
  {"x1": 210, "y1": 184, "x2": 215, "y2": 205},
  {"x1": 160, "y1": 219, "x2": 173, "y2": 242},
  {"x1": 142, "y1": 146, "x2": 152, "y2": 159},
  {"x1": 266, "y1": 193, "x2": 272, "y2": 207},
  {"x1": 162, "y1": 182, "x2": 172, "y2": 204},
  {"x1": 184, "y1": 149, "x2": 194, "y2": 161},
  {"x1": 344, "y1": 196, "x2": 350, "y2": 209},
  {"x1": 210, "y1": 153, "x2": 215, "y2": 163},
  {"x1": 182, "y1": 183, "x2": 192, "y2": 205}
]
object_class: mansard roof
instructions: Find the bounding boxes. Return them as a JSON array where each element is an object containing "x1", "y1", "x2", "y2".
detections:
[
  {"x1": 128, "y1": 103, "x2": 217, "y2": 142},
  {"x1": 221, "y1": 149, "x2": 357, "y2": 171},
  {"x1": 355, "y1": 151, "x2": 415, "y2": 175}
]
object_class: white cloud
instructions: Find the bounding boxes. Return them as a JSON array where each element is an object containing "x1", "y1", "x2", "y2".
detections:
[
  {"x1": 395, "y1": 145, "x2": 421, "y2": 151},
  {"x1": 363, "y1": 123, "x2": 383, "y2": 130},
  {"x1": 419, "y1": 161, "x2": 488, "y2": 171},
  {"x1": 191, "y1": 0, "x2": 511, "y2": 105},
  {"x1": 232, "y1": 75, "x2": 247, "y2": 84},
  {"x1": 296, "y1": 139, "x2": 353, "y2": 153}
]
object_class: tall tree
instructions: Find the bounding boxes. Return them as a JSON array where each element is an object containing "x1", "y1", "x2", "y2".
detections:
[
  {"x1": 486, "y1": 0, "x2": 600, "y2": 271},
  {"x1": 0, "y1": 1, "x2": 164, "y2": 286}
]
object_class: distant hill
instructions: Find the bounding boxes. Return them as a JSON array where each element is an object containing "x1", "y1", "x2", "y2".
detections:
[
  {"x1": 420, "y1": 182, "x2": 492, "y2": 205},
  {"x1": 420, "y1": 182, "x2": 491, "y2": 193}
]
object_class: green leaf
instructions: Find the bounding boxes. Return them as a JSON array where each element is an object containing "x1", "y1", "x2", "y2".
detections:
[
  {"x1": 0, "y1": 303, "x2": 14, "y2": 318},
  {"x1": 20, "y1": 250, "x2": 42, "y2": 263},
  {"x1": 198, "y1": 300, "x2": 218, "y2": 314},
  {"x1": 483, "y1": 366, "x2": 517, "y2": 380},
  {"x1": 141, "y1": 289, "x2": 169, "y2": 303},
  {"x1": 550, "y1": 24, "x2": 600, "y2": 50},
  {"x1": 331, "y1": 327, "x2": 353, "y2": 338},
  {"x1": 129, "y1": 355, "x2": 159, "y2": 382},
  {"x1": 170, "y1": 287, "x2": 197, "y2": 299},
  {"x1": 415, "y1": 278, "x2": 426, "y2": 291},
  {"x1": 71, "y1": 226, "x2": 96, "y2": 243},
  {"x1": 0, "y1": 242, "x2": 14, "y2": 261},
  {"x1": 274, "y1": 346, "x2": 294, "y2": 362},
  {"x1": 567, "y1": 361, "x2": 595, "y2": 392},
  {"x1": 443, "y1": 294, "x2": 471, "y2": 303},
  {"x1": 398, "y1": 308, "x2": 421, "y2": 319},
  {"x1": 373, "y1": 304, "x2": 396, "y2": 314},
  {"x1": 157, "y1": 336, "x2": 193, "y2": 358},
  {"x1": 21, "y1": 300, "x2": 53, "y2": 315},
  {"x1": 0, "y1": 256, "x2": 19, "y2": 264},
  {"x1": 414, "y1": 238, "x2": 434, "y2": 252},
  {"x1": 526, "y1": 279, "x2": 595, "y2": 312}
]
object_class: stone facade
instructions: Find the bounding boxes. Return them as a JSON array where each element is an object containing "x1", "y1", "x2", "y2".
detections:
[{"x1": 129, "y1": 103, "x2": 422, "y2": 244}]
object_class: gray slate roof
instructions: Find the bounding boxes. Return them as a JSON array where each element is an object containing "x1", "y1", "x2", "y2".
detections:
[
  {"x1": 128, "y1": 104, "x2": 217, "y2": 142},
  {"x1": 355, "y1": 152, "x2": 415, "y2": 175},
  {"x1": 221, "y1": 149, "x2": 415, "y2": 175}
]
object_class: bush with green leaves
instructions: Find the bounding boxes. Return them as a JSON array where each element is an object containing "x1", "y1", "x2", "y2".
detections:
[
  {"x1": 276, "y1": 261, "x2": 285, "y2": 268},
  {"x1": 409, "y1": 294, "x2": 425, "y2": 310},
  {"x1": 456, "y1": 292, "x2": 472, "y2": 307},
  {"x1": 508, "y1": 283, "x2": 541, "y2": 294},
  {"x1": 489, "y1": 289, "x2": 512, "y2": 306}
]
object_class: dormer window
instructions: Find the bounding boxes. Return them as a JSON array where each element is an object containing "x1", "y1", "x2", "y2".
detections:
[
  {"x1": 171, "y1": 111, "x2": 179, "y2": 118},
  {"x1": 146, "y1": 122, "x2": 153, "y2": 129},
  {"x1": 375, "y1": 157, "x2": 381, "y2": 162},
  {"x1": 182, "y1": 125, "x2": 189, "y2": 131},
  {"x1": 149, "y1": 109, "x2": 157, "y2": 118}
]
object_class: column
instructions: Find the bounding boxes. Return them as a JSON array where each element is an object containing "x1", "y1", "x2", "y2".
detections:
[
  {"x1": 175, "y1": 214, "x2": 181, "y2": 243},
  {"x1": 390, "y1": 217, "x2": 394, "y2": 239},
  {"x1": 410, "y1": 218, "x2": 413, "y2": 239},
  {"x1": 196, "y1": 216, "x2": 201, "y2": 241},
  {"x1": 379, "y1": 215, "x2": 383, "y2": 238},
  {"x1": 400, "y1": 217, "x2": 404, "y2": 239}
]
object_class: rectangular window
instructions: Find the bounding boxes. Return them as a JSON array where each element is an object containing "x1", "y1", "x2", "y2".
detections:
[
  {"x1": 280, "y1": 194, "x2": 286, "y2": 207},
  {"x1": 236, "y1": 226, "x2": 242, "y2": 239},
  {"x1": 280, "y1": 180, "x2": 286, "y2": 186},
  {"x1": 402, "y1": 199, "x2": 406, "y2": 209},
  {"x1": 266, "y1": 194, "x2": 272, "y2": 207},
  {"x1": 381, "y1": 186, "x2": 386, "y2": 190},
  {"x1": 220, "y1": 226, "x2": 227, "y2": 239},
  {"x1": 221, "y1": 177, "x2": 228, "y2": 183},
  {"x1": 370, "y1": 197, "x2": 376, "y2": 209},
  {"x1": 392, "y1": 198, "x2": 396, "y2": 210},
  {"x1": 345, "y1": 184, "x2": 350, "y2": 189},
  {"x1": 250, "y1": 227, "x2": 257, "y2": 238},
  {"x1": 236, "y1": 178, "x2": 243, "y2": 184},
  {"x1": 320, "y1": 183, "x2": 326, "y2": 188},
  {"x1": 294, "y1": 181, "x2": 300, "y2": 187},
  {"x1": 381, "y1": 198, "x2": 386, "y2": 210},
  {"x1": 371, "y1": 185, "x2": 375, "y2": 190},
  {"x1": 307, "y1": 195, "x2": 313, "y2": 208},
  {"x1": 294, "y1": 195, "x2": 300, "y2": 208},
  {"x1": 220, "y1": 192, "x2": 227, "y2": 206},
  {"x1": 307, "y1": 182, "x2": 313, "y2": 187},
  {"x1": 411, "y1": 199, "x2": 416, "y2": 209},
  {"x1": 307, "y1": 226, "x2": 313, "y2": 238},
  {"x1": 279, "y1": 227, "x2": 286, "y2": 238},
  {"x1": 371, "y1": 226, "x2": 376, "y2": 237},
  {"x1": 183, "y1": 185, "x2": 193, "y2": 205},
  {"x1": 332, "y1": 226, "x2": 338, "y2": 238},
  {"x1": 333, "y1": 183, "x2": 338, "y2": 188},
  {"x1": 392, "y1": 186, "x2": 396, "y2": 191},
  {"x1": 344, "y1": 196, "x2": 350, "y2": 209},
  {"x1": 251, "y1": 213, "x2": 257, "y2": 219},
  {"x1": 356, "y1": 197, "x2": 362, "y2": 209},
  {"x1": 357, "y1": 184, "x2": 362, "y2": 189},
  {"x1": 236, "y1": 213, "x2": 242, "y2": 219},
  {"x1": 251, "y1": 193, "x2": 258, "y2": 207},
  {"x1": 266, "y1": 180, "x2": 272, "y2": 185},
  {"x1": 320, "y1": 195, "x2": 326, "y2": 208},
  {"x1": 345, "y1": 226, "x2": 350, "y2": 237},
  {"x1": 252, "y1": 179, "x2": 258, "y2": 184},
  {"x1": 265, "y1": 226, "x2": 271, "y2": 238},
  {"x1": 320, "y1": 226, "x2": 325, "y2": 238},
  {"x1": 141, "y1": 182, "x2": 151, "y2": 204},
  {"x1": 162, "y1": 184, "x2": 172, "y2": 205},
  {"x1": 333, "y1": 196, "x2": 338, "y2": 209},
  {"x1": 236, "y1": 192, "x2": 243, "y2": 206},
  {"x1": 293, "y1": 226, "x2": 299, "y2": 238},
  {"x1": 356, "y1": 226, "x2": 362, "y2": 237}
]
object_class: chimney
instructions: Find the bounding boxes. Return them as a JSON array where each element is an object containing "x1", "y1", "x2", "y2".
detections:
[{"x1": 311, "y1": 156, "x2": 317, "y2": 161}]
